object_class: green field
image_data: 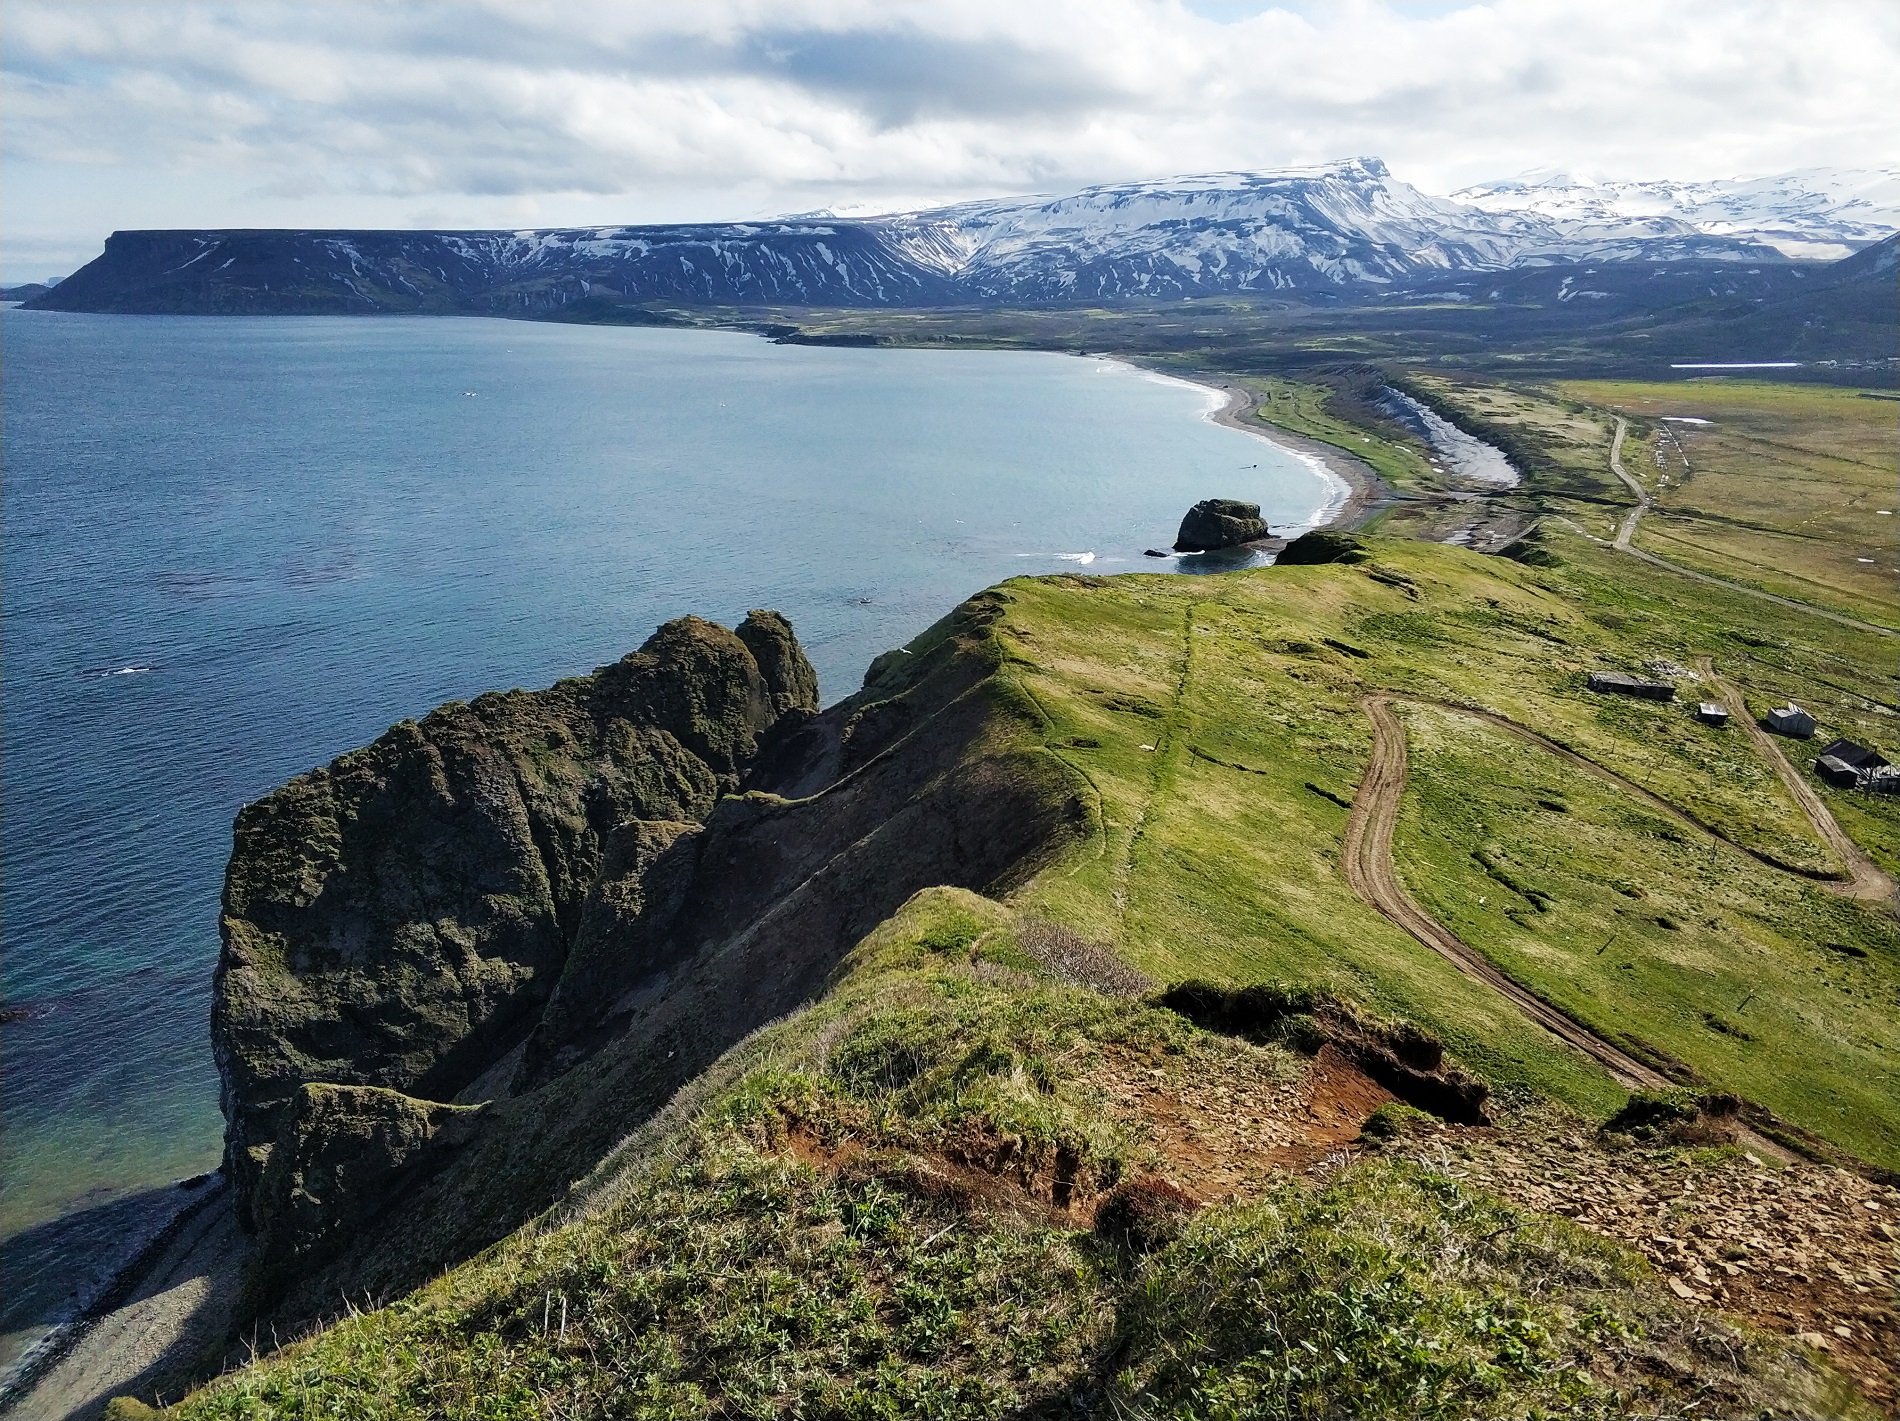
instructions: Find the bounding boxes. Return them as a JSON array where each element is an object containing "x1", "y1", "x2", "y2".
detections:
[
  {"x1": 1233, "y1": 374, "x2": 1437, "y2": 491},
  {"x1": 996, "y1": 534, "x2": 1900, "y2": 1167},
  {"x1": 1560, "y1": 380, "x2": 1900, "y2": 627}
]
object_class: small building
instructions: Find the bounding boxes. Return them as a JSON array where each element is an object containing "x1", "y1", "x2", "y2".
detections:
[
  {"x1": 1695, "y1": 702, "x2": 1730, "y2": 726},
  {"x1": 1816, "y1": 755, "x2": 1865, "y2": 788},
  {"x1": 1863, "y1": 766, "x2": 1900, "y2": 796},
  {"x1": 1764, "y1": 703, "x2": 1817, "y2": 738},
  {"x1": 1588, "y1": 671, "x2": 1675, "y2": 701},
  {"x1": 1814, "y1": 739, "x2": 1890, "y2": 789},
  {"x1": 1817, "y1": 738, "x2": 1888, "y2": 771}
]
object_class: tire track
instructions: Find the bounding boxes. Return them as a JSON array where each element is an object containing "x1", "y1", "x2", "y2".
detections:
[
  {"x1": 1344, "y1": 693, "x2": 1802, "y2": 1162},
  {"x1": 1597, "y1": 415, "x2": 1897, "y2": 639},
  {"x1": 1698, "y1": 658, "x2": 1894, "y2": 904},
  {"x1": 1343, "y1": 694, "x2": 1670, "y2": 1091}
]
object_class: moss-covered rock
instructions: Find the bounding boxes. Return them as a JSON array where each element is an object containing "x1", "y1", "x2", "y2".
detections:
[
  {"x1": 1276, "y1": 528, "x2": 1367, "y2": 564},
  {"x1": 1174, "y1": 498, "x2": 1269, "y2": 552},
  {"x1": 213, "y1": 613, "x2": 813, "y2": 1226},
  {"x1": 246, "y1": 1084, "x2": 484, "y2": 1309}
]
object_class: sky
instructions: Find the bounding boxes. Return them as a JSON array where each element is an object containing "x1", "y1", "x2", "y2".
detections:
[{"x1": 4, "y1": 0, "x2": 1897, "y2": 283}]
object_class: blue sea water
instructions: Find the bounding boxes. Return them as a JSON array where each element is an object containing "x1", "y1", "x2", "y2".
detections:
[{"x1": 0, "y1": 310, "x2": 1329, "y2": 1368}]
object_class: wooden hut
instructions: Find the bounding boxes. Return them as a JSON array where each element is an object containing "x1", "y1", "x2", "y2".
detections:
[{"x1": 1765, "y1": 703, "x2": 1817, "y2": 738}]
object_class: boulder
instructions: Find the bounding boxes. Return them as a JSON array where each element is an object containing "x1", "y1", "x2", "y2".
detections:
[
  {"x1": 245, "y1": 1084, "x2": 484, "y2": 1308},
  {"x1": 1173, "y1": 499, "x2": 1268, "y2": 552},
  {"x1": 1277, "y1": 529, "x2": 1366, "y2": 565}
]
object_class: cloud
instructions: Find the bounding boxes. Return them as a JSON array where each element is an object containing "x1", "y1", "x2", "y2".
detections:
[{"x1": 3, "y1": 0, "x2": 1895, "y2": 280}]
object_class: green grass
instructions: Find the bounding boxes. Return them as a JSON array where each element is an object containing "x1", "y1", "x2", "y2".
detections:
[
  {"x1": 1567, "y1": 380, "x2": 1898, "y2": 627},
  {"x1": 985, "y1": 535, "x2": 1900, "y2": 1166},
  {"x1": 160, "y1": 890, "x2": 1854, "y2": 1421},
  {"x1": 1394, "y1": 701, "x2": 1900, "y2": 1165}
]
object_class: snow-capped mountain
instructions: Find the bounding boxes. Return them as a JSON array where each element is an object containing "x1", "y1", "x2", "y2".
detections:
[
  {"x1": 1451, "y1": 168, "x2": 1900, "y2": 262},
  {"x1": 863, "y1": 158, "x2": 1780, "y2": 300},
  {"x1": 30, "y1": 159, "x2": 1893, "y2": 314}
]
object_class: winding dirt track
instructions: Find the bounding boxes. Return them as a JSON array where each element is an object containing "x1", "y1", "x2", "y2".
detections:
[
  {"x1": 1345, "y1": 693, "x2": 1862, "y2": 1164},
  {"x1": 1698, "y1": 659, "x2": 1895, "y2": 903},
  {"x1": 1602, "y1": 415, "x2": 1897, "y2": 640},
  {"x1": 1343, "y1": 695, "x2": 1671, "y2": 1092},
  {"x1": 1608, "y1": 416, "x2": 1648, "y2": 551}
]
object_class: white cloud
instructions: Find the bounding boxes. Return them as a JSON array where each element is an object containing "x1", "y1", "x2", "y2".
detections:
[{"x1": 3, "y1": 0, "x2": 1895, "y2": 281}]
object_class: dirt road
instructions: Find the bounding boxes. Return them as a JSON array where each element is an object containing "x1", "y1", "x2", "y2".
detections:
[
  {"x1": 1594, "y1": 416, "x2": 1897, "y2": 640},
  {"x1": 1345, "y1": 693, "x2": 1806, "y2": 1163},
  {"x1": 1344, "y1": 694, "x2": 1671, "y2": 1091},
  {"x1": 1608, "y1": 416, "x2": 1648, "y2": 550},
  {"x1": 1699, "y1": 658, "x2": 1895, "y2": 904}
]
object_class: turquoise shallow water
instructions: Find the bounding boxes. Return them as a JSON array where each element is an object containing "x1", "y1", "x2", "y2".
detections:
[{"x1": 0, "y1": 311, "x2": 1327, "y2": 1366}]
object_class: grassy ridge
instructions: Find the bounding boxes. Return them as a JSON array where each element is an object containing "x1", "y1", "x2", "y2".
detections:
[
  {"x1": 989, "y1": 532, "x2": 1900, "y2": 1165},
  {"x1": 133, "y1": 371, "x2": 1900, "y2": 1416},
  {"x1": 157, "y1": 891, "x2": 1854, "y2": 1421}
]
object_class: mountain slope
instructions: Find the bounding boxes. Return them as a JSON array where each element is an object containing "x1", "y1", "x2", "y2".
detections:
[
  {"x1": 28, "y1": 159, "x2": 1816, "y2": 315},
  {"x1": 1454, "y1": 166, "x2": 1900, "y2": 261},
  {"x1": 28, "y1": 223, "x2": 958, "y2": 315}
]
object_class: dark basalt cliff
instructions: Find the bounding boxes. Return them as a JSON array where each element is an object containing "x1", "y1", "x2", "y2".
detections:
[
  {"x1": 1173, "y1": 499, "x2": 1270, "y2": 553},
  {"x1": 214, "y1": 610, "x2": 812, "y2": 1225},
  {"x1": 212, "y1": 593, "x2": 1091, "y2": 1325},
  {"x1": 27, "y1": 225, "x2": 959, "y2": 316}
]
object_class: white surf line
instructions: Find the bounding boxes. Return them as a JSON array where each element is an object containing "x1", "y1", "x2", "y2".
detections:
[{"x1": 1100, "y1": 359, "x2": 1352, "y2": 533}]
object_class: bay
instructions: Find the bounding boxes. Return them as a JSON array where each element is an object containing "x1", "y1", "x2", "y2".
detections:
[{"x1": 0, "y1": 311, "x2": 1329, "y2": 1369}]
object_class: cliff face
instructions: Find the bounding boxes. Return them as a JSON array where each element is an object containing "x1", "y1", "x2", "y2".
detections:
[
  {"x1": 212, "y1": 592, "x2": 1091, "y2": 1325},
  {"x1": 213, "y1": 611, "x2": 816, "y2": 1227}
]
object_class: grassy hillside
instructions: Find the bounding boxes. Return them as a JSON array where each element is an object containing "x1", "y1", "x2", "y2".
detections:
[
  {"x1": 111, "y1": 366, "x2": 1900, "y2": 1416},
  {"x1": 151, "y1": 891, "x2": 1870, "y2": 1421},
  {"x1": 994, "y1": 538, "x2": 1899, "y2": 1166}
]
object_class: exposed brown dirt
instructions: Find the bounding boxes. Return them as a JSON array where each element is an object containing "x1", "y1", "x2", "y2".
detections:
[{"x1": 775, "y1": 1035, "x2": 1898, "y2": 1410}]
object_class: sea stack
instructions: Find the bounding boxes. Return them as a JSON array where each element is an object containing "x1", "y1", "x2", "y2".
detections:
[{"x1": 1173, "y1": 498, "x2": 1269, "y2": 552}]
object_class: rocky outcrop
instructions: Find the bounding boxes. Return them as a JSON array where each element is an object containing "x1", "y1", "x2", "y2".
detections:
[
  {"x1": 1276, "y1": 529, "x2": 1367, "y2": 565},
  {"x1": 1174, "y1": 499, "x2": 1269, "y2": 552},
  {"x1": 213, "y1": 611, "x2": 817, "y2": 1227},
  {"x1": 223, "y1": 587, "x2": 1092, "y2": 1332},
  {"x1": 246, "y1": 1085, "x2": 484, "y2": 1306}
]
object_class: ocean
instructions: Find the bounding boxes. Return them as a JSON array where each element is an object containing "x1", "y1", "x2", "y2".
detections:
[{"x1": 0, "y1": 310, "x2": 1331, "y2": 1374}]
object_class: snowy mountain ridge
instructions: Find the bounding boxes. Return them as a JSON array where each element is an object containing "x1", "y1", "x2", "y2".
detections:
[
  {"x1": 848, "y1": 158, "x2": 1900, "y2": 300},
  {"x1": 1450, "y1": 167, "x2": 1900, "y2": 261},
  {"x1": 29, "y1": 159, "x2": 1897, "y2": 314}
]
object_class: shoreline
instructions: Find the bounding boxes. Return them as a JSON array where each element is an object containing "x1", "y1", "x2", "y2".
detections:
[
  {"x1": 1167, "y1": 369, "x2": 1399, "y2": 534},
  {"x1": 1078, "y1": 357, "x2": 1394, "y2": 542},
  {"x1": 0, "y1": 1176, "x2": 234, "y2": 1416},
  {"x1": 2, "y1": 344, "x2": 1393, "y2": 1417}
]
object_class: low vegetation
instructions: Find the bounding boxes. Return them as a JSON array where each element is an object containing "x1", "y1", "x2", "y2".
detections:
[
  {"x1": 155, "y1": 892, "x2": 1858, "y2": 1421},
  {"x1": 1562, "y1": 379, "x2": 1900, "y2": 627},
  {"x1": 124, "y1": 373, "x2": 1900, "y2": 1417}
]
